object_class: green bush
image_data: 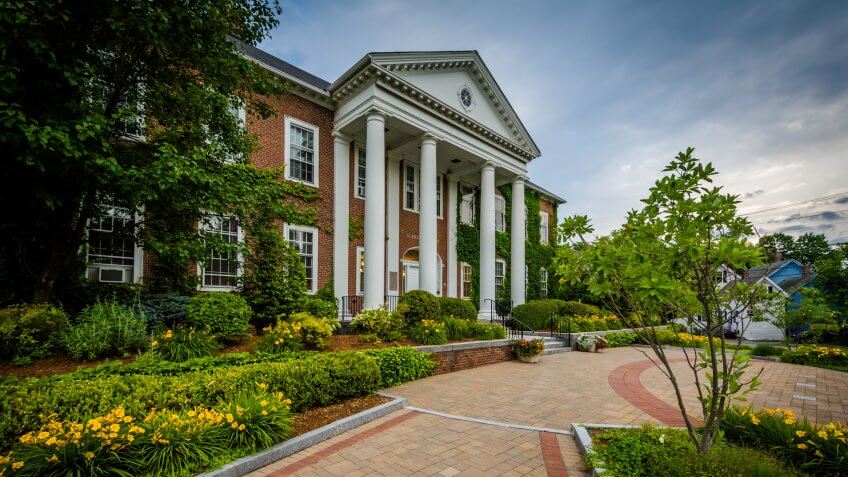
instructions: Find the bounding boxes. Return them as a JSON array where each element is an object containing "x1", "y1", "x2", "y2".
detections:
[
  {"x1": 0, "y1": 304, "x2": 69, "y2": 364},
  {"x1": 471, "y1": 322, "x2": 506, "y2": 340},
  {"x1": 54, "y1": 279, "x2": 141, "y2": 317},
  {"x1": 150, "y1": 327, "x2": 219, "y2": 362},
  {"x1": 62, "y1": 300, "x2": 148, "y2": 360},
  {"x1": 511, "y1": 299, "x2": 563, "y2": 330},
  {"x1": 751, "y1": 343, "x2": 785, "y2": 357},
  {"x1": 396, "y1": 290, "x2": 440, "y2": 326},
  {"x1": 299, "y1": 295, "x2": 338, "y2": 320},
  {"x1": 287, "y1": 312, "x2": 337, "y2": 350},
  {"x1": 439, "y1": 316, "x2": 472, "y2": 340},
  {"x1": 406, "y1": 319, "x2": 448, "y2": 345},
  {"x1": 256, "y1": 320, "x2": 303, "y2": 353},
  {"x1": 0, "y1": 351, "x2": 381, "y2": 449},
  {"x1": 438, "y1": 297, "x2": 477, "y2": 321},
  {"x1": 560, "y1": 300, "x2": 601, "y2": 317},
  {"x1": 603, "y1": 331, "x2": 637, "y2": 348},
  {"x1": 361, "y1": 347, "x2": 436, "y2": 387},
  {"x1": 139, "y1": 293, "x2": 190, "y2": 328},
  {"x1": 587, "y1": 424, "x2": 793, "y2": 477},
  {"x1": 351, "y1": 308, "x2": 404, "y2": 341},
  {"x1": 722, "y1": 406, "x2": 845, "y2": 475},
  {"x1": 186, "y1": 292, "x2": 251, "y2": 343},
  {"x1": 781, "y1": 345, "x2": 848, "y2": 366}
]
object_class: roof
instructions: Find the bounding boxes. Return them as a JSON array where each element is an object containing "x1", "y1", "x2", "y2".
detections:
[
  {"x1": 527, "y1": 181, "x2": 566, "y2": 204},
  {"x1": 235, "y1": 39, "x2": 331, "y2": 93},
  {"x1": 777, "y1": 275, "x2": 814, "y2": 292},
  {"x1": 746, "y1": 260, "x2": 795, "y2": 282}
]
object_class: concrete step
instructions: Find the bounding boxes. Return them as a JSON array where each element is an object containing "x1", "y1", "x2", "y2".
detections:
[{"x1": 542, "y1": 346, "x2": 572, "y2": 355}]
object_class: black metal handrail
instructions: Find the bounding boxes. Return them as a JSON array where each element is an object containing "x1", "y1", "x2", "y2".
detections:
[
  {"x1": 549, "y1": 313, "x2": 572, "y2": 347},
  {"x1": 340, "y1": 295, "x2": 363, "y2": 321}
]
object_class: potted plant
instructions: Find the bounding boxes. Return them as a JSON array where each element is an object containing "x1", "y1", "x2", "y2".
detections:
[
  {"x1": 577, "y1": 334, "x2": 606, "y2": 352},
  {"x1": 512, "y1": 338, "x2": 545, "y2": 363}
]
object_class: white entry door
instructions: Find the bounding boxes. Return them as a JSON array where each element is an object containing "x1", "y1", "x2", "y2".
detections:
[{"x1": 404, "y1": 263, "x2": 419, "y2": 293}]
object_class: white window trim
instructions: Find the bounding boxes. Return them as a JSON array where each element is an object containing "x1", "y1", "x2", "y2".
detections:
[
  {"x1": 355, "y1": 246, "x2": 365, "y2": 295},
  {"x1": 495, "y1": 195, "x2": 506, "y2": 232},
  {"x1": 284, "y1": 116, "x2": 319, "y2": 188},
  {"x1": 403, "y1": 162, "x2": 420, "y2": 213},
  {"x1": 539, "y1": 211, "x2": 549, "y2": 244},
  {"x1": 354, "y1": 145, "x2": 366, "y2": 200},
  {"x1": 459, "y1": 183, "x2": 475, "y2": 226},
  {"x1": 198, "y1": 215, "x2": 244, "y2": 292},
  {"x1": 495, "y1": 258, "x2": 506, "y2": 294},
  {"x1": 460, "y1": 262, "x2": 473, "y2": 300},
  {"x1": 436, "y1": 173, "x2": 445, "y2": 220},
  {"x1": 540, "y1": 267, "x2": 548, "y2": 298},
  {"x1": 284, "y1": 223, "x2": 319, "y2": 294},
  {"x1": 85, "y1": 206, "x2": 144, "y2": 284}
]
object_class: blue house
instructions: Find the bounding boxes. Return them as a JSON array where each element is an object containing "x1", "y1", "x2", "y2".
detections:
[{"x1": 742, "y1": 258, "x2": 815, "y2": 340}]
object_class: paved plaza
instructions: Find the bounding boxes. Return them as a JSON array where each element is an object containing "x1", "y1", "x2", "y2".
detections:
[{"x1": 249, "y1": 346, "x2": 848, "y2": 476}]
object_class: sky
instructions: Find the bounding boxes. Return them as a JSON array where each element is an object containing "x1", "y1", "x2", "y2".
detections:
[{"x1": 259, "y1": 0, "x2": 848, "y2": 244}]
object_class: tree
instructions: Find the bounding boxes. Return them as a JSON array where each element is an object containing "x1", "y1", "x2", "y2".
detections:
[
  {"x1": 783, "y1": 288, "x2": 836, "y2": 332},
  {"x1": 557, "y1": 148, "x2": 768, "y2": 453},
  {"x1": 758, "y1": 232, "x2": 833, "y2": 266},
  {"x1": 810, "y1": 245, "x2": 848, "y2": 326},
  {"x1": 1, "y1": 0, "x2": 314, "y2": 302},
  {"x1": 758, "y1": 233, "x2": 795, "y2": 261}
]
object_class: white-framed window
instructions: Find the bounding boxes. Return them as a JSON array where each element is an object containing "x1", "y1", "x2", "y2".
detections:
[
  {"x1": 404, "y1": 162, "x2": 419, "y2": 212},
  {"x1": 284, "y1": 117, "x2": 319, "y2": 187},
  {"x1": 224, "y1": 101, "x2": 246, "y2": 164},
  {"x1": 354, "y1": 147, "x2": 366, "y2": 199},
  {"x1": 495, "y1": 258, "x2": 506, "y2": 296},
  {"x1": 461, "y1": 262, "x2": 473, "y2": 299},
  {"x1": 355, "y1": 246, "x2": 365, "y2": 295},
  {"x1": 199, "y1": 215, "x2": 242, "y2": 290},
  {"x1": 460, "y1": 184, "x2": 475, "y2": 225},
  {"x1": 86, "y1": 205, "x2": 142, "y2": 284},
  {"x1": 540, "y1": 267, "x2": 548, "y2": 298},
  {"x1": 495, "y1": 195, "x2": 506, "y2": 232},
  {"x1": 540, "y1": 211, "x2": 549, "y2": 244},
  {"x1": 436, "y1": 174, "x2": 444, "y2": 219},
  {"x1": 285, "y1": 224, "x2": 318, "y2": 294}
]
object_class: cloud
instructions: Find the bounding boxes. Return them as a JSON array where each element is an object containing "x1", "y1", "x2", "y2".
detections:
[
  {"x1": 835, "y1": 196, "x2": 848, "y2": 205},
  {"x1": 744, "y1": 189, "x2": 765, "y2": 199}
]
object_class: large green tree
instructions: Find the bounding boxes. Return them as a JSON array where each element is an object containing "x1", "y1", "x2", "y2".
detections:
[
  {"x1": 1, "y1": 0, "x2": 314, "y2": 302},
  {"x1": 758, "y1": 232, "x2": 833, "y2": 265},
  {"x1": 557, "y1": 148, "x2": 769, "y2": 453},
  {"x1": 812, "y1": 243, "x2": 848, "y2": 324}
]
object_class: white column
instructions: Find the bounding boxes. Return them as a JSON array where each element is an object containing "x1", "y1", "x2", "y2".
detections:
[
  {"x1": 332, "y1": 132, "x2": 350, "y2": 312},
  {"x1": 386, "y1": 157, "x2": 400, "y2": 295},
  {"x1": 511, "y1": 176, "x2": 526, "y2": 307},
  {"x1": 446, "y1": 175, "x2": 459, "y2": 298},
  {"x1": 479, "y1": 162, "x2": 496, "y2": 318},
  {"x1": 363, "y1": 112, "x2": 386, "y2": 309},
  {"x1": 418, "y1": 134, "x2": 438, "y2": 294}
]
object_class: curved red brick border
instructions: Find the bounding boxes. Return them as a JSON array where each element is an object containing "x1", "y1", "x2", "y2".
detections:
[{"x1": 608, "y1": 358, "x2": 700, "y2": 427}]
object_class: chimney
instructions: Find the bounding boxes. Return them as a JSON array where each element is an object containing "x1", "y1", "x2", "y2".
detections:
[
  {"x1": 774, "y1": 251, "x2": 782, "y2": 261},
  {"x1": 802, "y1": 265, "x2": 810, "y2": 279}
]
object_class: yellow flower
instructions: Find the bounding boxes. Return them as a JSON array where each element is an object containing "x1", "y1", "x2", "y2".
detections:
[
  {"x1": 12, "y1": 461, "x2": 23, "y2": 470},
  {"x1": 784, "y1": 417, "x2": 796, "y2": 425},
  {"x1": 750, "y1": 415, "x2": 760, "y2": 425},
  {"x1": 260, "y1": 400, "x2": 268, "y2": 407},
  {"x1": 796, "y1": 430, "x2": 806, "y2": 438},
  {"x1": 45, "y1": 437, "x2": 57, "y2": 446},
  {"x1": 109, "y1": 424, "x2": 120, "y2": 433},
  {"x1": 797, "y1": 443, "x2": 807, "y2": 450},
  {"x1": 817, "y1": 430, "x2": 828, "y2": 440},
  {"x1": 238, "y1": 424, "x2": 245, "y2": 431},
  {"x1": 85, "y1": 451, "x2": 94, "y2": 460},
  {"x1": 815, "y1": 450, "x2": 824, "y2": 458},
  {"x1": 151, "y1": 340, "x2": 158, "y2": 348},
  {"x1": 231, "y1": 422, "x2": 238, "y2": 429},
  {"x1": 47, "y1": 454, "x2": 59, "y2": 463},
  {"x1": 226, "y1": 413, "x2": 234, "y2": 423}
]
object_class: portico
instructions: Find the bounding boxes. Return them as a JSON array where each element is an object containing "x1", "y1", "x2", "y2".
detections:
[{"x1": 329, "y1": 51, "x2": 541, "y2": 318}]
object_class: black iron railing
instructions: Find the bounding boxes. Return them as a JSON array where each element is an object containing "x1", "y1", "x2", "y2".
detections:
[
  {"x1": 549, "y1": 313, "x2": 572, "y2": 347},
  {"x1": 340, "y1": 296, "x2": 363, "y2": 321}
]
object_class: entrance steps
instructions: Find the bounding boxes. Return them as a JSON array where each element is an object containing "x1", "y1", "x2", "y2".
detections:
[{"x1": 524, "y1": 335, "x2": 572, "y2": 356}]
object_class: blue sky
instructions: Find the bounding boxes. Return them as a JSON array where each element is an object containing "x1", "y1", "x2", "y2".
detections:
[{"x1": 260, "y1": 0, "x2": 848, "y2": 244}]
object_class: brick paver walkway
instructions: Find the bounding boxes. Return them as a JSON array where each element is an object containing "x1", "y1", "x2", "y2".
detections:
[{"x1": 248, "y1": 346, "x2": 847, "y2": 476}]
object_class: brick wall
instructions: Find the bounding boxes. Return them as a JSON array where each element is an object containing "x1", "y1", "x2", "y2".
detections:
[{"x1": 428, "y1": 344, "x2": 514, "y2": 375}]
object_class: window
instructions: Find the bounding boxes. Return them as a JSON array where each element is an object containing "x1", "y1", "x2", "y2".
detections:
[
  {"x1": 461, "y1": 262, "x2": 473, "y2": 299},
  {"x1": 495, "y1": 195, "x2": 506, "y2": 232},
  {"x1": 404, "y1": 163, "x2": 419, "y2": 212},
  {"x1": 200, "y1": 215, "x2": 242, "y2": 290},
  {"x1": 286, "y1": 224, "x2": 318, "y2": 293},
  {"x1": 495, "y1": 258, "x2": 506, "y2": 296},
  {"x1": 285, "y1": 117, "x2": 318, "y2": 186},
  {"x1": 540, "y1": 211, "x2": 549, "y2": 244},
  {"x1": 540, "y1": 268, "x2": 548, "y2": 298},
  {"x1": 436, "y1": 174, "x2": 443, "y2": 219},
  {"x1": 355, "y1": 147, "x2": 366, "y2": 199},
  {"x1": 356, "y1": 247, "x2": 365, "y2": 295},
  {"x1": 87, "y1": 205, "x2": 139, "y2": 283},
  {"x1": 224, "y1": 102, "x2": 246, "y2": 163},
  {"x1": 460, "y1": 184, "x2": 475, "y2": 225}
]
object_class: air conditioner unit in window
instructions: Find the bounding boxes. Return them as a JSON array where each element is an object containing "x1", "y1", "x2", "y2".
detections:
[{"x1": 87, "y1": 266, "x2": 130, "y2": 283}]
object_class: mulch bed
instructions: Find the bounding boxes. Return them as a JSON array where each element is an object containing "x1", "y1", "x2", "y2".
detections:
[{"x1": 290, "y1": 394, "x2": 391, "y2": 437}]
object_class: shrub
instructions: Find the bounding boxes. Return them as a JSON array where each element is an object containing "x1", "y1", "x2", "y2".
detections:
[
  {"x1": 439, "y1": 316, "x2": 471, "y2": 340},
  {"x1": 257, "y1": 321, "x2": 303, "y2": 353},
  {"x1": 511, "y1": 299, "x2": 563, "y2": 330},
  {"x1": 587, "y1": 424, "x2": 793, "y2": 477},
  {"x1": 560, "y1": 301, "x2": 601, "y2": 317},
  {"x1": 781, "y1": 345, "x2": 848, "y2": 366},
  {"x1": 438, "y1": 297, "x2": 477, "y2": 321},
  {"x1": 603, "y1": 331, "x2": 637, "y2": 348},
  {"x1": 751, "y1": 343, "x2": 785, "y2": 357},
  {"x1": 406, "y1": 319, "x2": 448, "y2": 345},
  {"x1": 512, "y1": 339, "x2": 544, "y2": 358},
  {"x1": 361, "y1": 347, "x2": 436, "y2": 387},
  {"x1": 62, "y1": 300, "x2": 148, "y2": 360},
  {"x1": 139, "y1": 293, "x2": 190, "y2": 329},
  {"x1": 0, "y1": 304, "x2": 69, "y2": 364},
  {"x1": 54, "y1": 279, "x2": 141, "y2": 317},
  {"x1": 287, "y1": 312, "x2": 337, "y2": 350},
  {"x1": 150, "y1": 327, "x2": 219, "y2": 362},
  {"x1": 186, "y1": 292, "x2": 251, "y2": 343},
  {"x1": 396, "y1": 290, "x2": 440, "y2": 326},
  {"x1": 472, "y1": 323, "x2": 506, "y2": 340},
  {"x1": 299, "y1": 295, "x2": 338, "y2": 320},
  {"x1": 722, "y1": 406, "x2": 846, "y2": 475},
  {"x1": 214, "y1": 389, "x2": 292, "y2": 451},
  {"x1": 351, "y1": 308, "x2": 404, "y2": 341}
]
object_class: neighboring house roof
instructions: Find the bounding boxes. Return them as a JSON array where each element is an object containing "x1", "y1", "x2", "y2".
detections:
[
  {"x1": 778, "y1": 276, "x2": 815, "y2": 293},
  {"x1": 746, "y1": 259, "x2": 807, "y2": 281},
  {"x1": 235, "y1": 39, "x2": 332, "y2": 94},
  {"x1": 527, "y1": 181, "x2": 566, "y2": 204}
]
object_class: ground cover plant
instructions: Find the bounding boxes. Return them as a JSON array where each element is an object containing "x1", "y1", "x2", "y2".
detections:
[
  {"x1": 150, "y1": 327, "x2": 219, "y2": 362},
  {"x1": 586, "y1": 424, "x2": 794, "y2": 477}
]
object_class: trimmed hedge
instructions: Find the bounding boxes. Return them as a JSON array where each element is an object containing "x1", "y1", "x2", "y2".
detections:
[
  {"x1": 396, "y1": 290, "x2": 440, "y2": 326},
  {"x1": 186, "y1": 292, "x2": 251, "y2": 343},
  {"x1": 438, "y1": 297, "x2": 477, "y2": 321},
  {"x1": 511, "y1": 299, "x2": 563, "y2": 330},
  {"x1": 362, "y1": 347, "x2": 436, "y2": 387}
]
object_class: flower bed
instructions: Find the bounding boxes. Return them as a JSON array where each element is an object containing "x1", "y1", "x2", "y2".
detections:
[{"x1": 780, "y1": 345, "x2": 848, "y2": 367}]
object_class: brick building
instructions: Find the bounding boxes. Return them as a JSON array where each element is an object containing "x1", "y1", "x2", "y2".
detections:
[{"x1": 85, "y1": 45, "x2": 565, "y2": 319}]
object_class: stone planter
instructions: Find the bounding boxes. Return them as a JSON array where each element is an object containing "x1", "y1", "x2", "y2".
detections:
[{"x1": 519, "y1": 355, "x2": 541, "y2": 363}]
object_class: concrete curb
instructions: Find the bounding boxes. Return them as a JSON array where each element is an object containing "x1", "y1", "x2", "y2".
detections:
[{"x1": 197, "y1": 396, "x2": 408, "y2": 477}]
